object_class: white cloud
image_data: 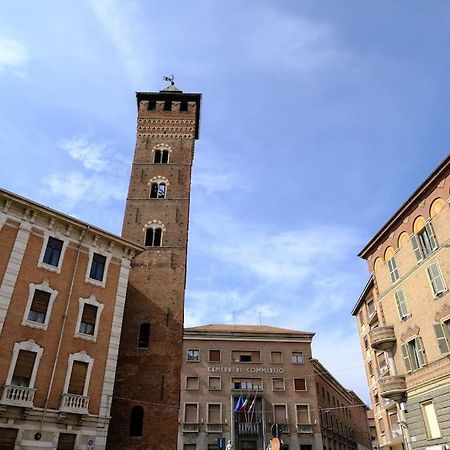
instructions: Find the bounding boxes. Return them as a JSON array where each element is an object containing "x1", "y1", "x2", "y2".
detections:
[
  {"x1": 59, "y1": 137, "x2": 109, "y2": 172},
  {"x1": 0, "y1": 38, "x2": 29, "y2": 77}
]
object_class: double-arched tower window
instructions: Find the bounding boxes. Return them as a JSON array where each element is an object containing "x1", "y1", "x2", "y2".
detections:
[
  {"x1": 148, "y1": 176, "x2": 169, "y2": 199},
  {"x1": 143, "y1": 221, "x2": 165, "y2": 247}
]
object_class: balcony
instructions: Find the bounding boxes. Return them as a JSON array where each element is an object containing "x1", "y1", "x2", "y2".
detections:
[
  {"x1": 238, "y1": 422, "x2": 260, "y2": 435},
  {"x1": 379, "y1": 375, "x2": 406, "y2": 403},
  {"x1": 59, "y1": 393, "x2": 89, "y2": 414},
  {"x1": 1, "y1": 385, "x2": 35, "y2": 407},
  {"x1": 182, "y1": 423, "x2": 200, "y2": 433},
  {"x1": 207, "y1": 423, "x2": 223, "y2": 433},
  {"x1": 370, "y1": 326, "x2": 396, "y2": 351},
  {"x1": 297, "y1": 423, "x2": 313, "y2": 434}
]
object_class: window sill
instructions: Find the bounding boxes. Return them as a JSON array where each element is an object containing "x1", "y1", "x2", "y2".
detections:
[
  {"x1": 21, "y1": 320, "x2": 48, "y2": 331},
  {"x1": 37, "y1": 261, "x2": 62, "y2": 274},
  {"x1": 74, "y1": 332, "x2": 97, "y2": 343},
  {"x1": 84, "y1": 277, "x2": 106, "y2": 288},
  {"x1": 400, "y1": 315, "x2": 412, "y2": 322},
  {"x1": 434, "y1": 290, "x2": 448, "y2": 300},
  {"x1": 186, "y1": 360, "x2": 200, "y2": 363}
]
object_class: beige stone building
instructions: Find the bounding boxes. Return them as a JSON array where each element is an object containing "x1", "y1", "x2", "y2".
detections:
[
  {"x1": 353, "y1": 155, "x2": 450, "y2": 449},
  {"x1": 0, "y1": 188, "x2": 142, "y2": 449},
  {"x1": 178, "y1": 324, "x2": 372, "y2": 450}
]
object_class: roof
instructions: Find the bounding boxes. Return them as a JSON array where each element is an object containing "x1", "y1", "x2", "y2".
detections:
[
  {"x1": 351, "y1": 276, "x2": 374, "y2": 316},
  {"x1": 185, "y1": 324, "x2": 311, "y2": 335},
  {"x1": 358, "y1": 153, "x2": 450, "y2": 259}
]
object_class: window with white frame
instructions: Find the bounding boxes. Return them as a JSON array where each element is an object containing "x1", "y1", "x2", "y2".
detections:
[
  {"x1": 433, "y1": 318, "x2": 450, "y2": 355},
  {"x1": 273, "y1": 404, "x2": 288, "y2": 424},
  {"x1": 63, "y1": 352, "x2": 93, "y2": 397},
  {"x1": 272, "y1": 377, "x2": 285, "y2": 391},
  {"x1": 22, "y1": 281, "x2": 58, "y2": 330},
  {"x1": 185, "y1": 376, "x2": 199, "y2": 390},
  {"x1": 427, "y1": 261, "x2": 447, "y2": 297},
  {"x1": 207, "y1": 403, "x2": 222, "y2": 424},
  {"x1": 411, "y1": 221, "x2": 438, "y2": 262},
  {"x1": 186, "y1": 349, "x2": 200, "y2": 362},
  {"x1": 401, "y1": 336, "x2": 427, "y2": 372},
  {"x1": 395, "y1": 290, "x2": 411, "y2": 320},
  {"x1": 294, "y1": 378, "x2": 307, "y2": 391},
  {"x1": 184, "y1": 403, "x2": 199, "y2": 424},
  {"x1": 38, "y1": 234, "x2": 68, "y2": 272},
  {"x1": 6, "y1": 340, "x2": 43, "y2": 388},
  {"x1": 85, "y1": 248, "x2": 111, "y2": 287},
  {"x1": 296, "y1": 404, "x2": 310, "y2": 424},
  {"x1": 271, "y1": 351, "x2": 283, "y2": 364},
  {"x1": 75, "y1": 296, "x2": 104, "y2": 341},
  {"x1": 208, "y1": 376, "x2": 221, "y2": 391},
  {"x1": 421, "y1": 401, "x2": 441, "y2": 439},
  {"x1": 387, "y1": 256, "x2": 400, "y2": 283},
  {"x1": 291, "y1": 352, "x2": 304, "y2": 364}
]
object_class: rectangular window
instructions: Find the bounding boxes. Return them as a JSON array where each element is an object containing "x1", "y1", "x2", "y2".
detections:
[
  {"x1": 208, "y1": 376, "x2": 221, "y2": 390},
  {"x1": 421, "y1": 401, "x2": 441, "y2": 439},
  {"x1": 274, "y1": 404, "x2": 287, "y2": 423},
  {"x1": 209, "y1": 349, "x2": 221, "y2": 362},
  {"x1": 272, "y1": 378, "x2": 285, "y2": 391},
  {"x1": 296, "y1": 404, "x2": 310, "y2": 424},
  {"x1": 89, "y1": 253, "x2": 106, "y2": 282},
  {"x1": 28, "y1": 289, "x2": 51, "y2": 323},
  {"x1": 395, "y1": 290, "x2": 410, "y2": 320},
  {"x1": 231, "y1": 351, "x2": 260, "y2": 363},
  {"x1": 232, "y1": 378, "x2": 262, "y2": 390},
  {"x1": 367, "y1": 299, "x2": 376, "y2": 319},
  {"x1": 292, "y1": 352, "x2": 304, "y2": 364},
  {"x1": 187, "y1": 349, "x2": 200, "y2": 362},
  {"x1": 12, "y1": 350, "x2": 36, "y2": 387},
  {"x1": 79, "y1": 304, "x2": 97, "y2": 335},
  {"x1": 377, "y1": 352, "x2": 389, "y2": 376},
  {"x1": 208, "y1": 403, "x2": 221, "y2": 424},
  {"x1": 68, "y1": 361, "x2": 88, "y2": 395},
  {"x1": 427, "y1": 262, "x2": 447, "y2": 296},
  {"x1": 401, "y1": 337, "x2": 427, "y2": 372},
  {"x1": 294, "y1": 378, "x2": 307, "y2": 391},
  {"x1": 271, "y1": 351, "x2": 283, "y2": 363},
  {"x1": 387, "y1": 257, "x2": 400, "y2": 283},
  {"x1": 43, "y1": 237, "x2": 63, "y2": 267},
  {"x1": 57, "y1": 433, "x2": 76, "y2": 450},
  {"x1": 411, "y1": 222, "x2": 438, "y2": 262},
  {"x1": 434, "y1": 320, "x2": 450, "y2": 355},
  {"x1": 185, "y1": 376, "x2": 199, "y2": 390},
  {"x1": 184, "y1": 403, "x2": 198, "y2": 423}
]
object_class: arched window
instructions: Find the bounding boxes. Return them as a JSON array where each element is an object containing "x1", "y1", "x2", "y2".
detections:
[
  {"x1": 150, "y1": 182, "x2": 166, "y2": 199},
  {"x1": 138, "y1": 323, "x2": 150, "y2": 348},
  {"x1": 145, "y1": 227, "x2": 163, "y2": 247},
  {"x1": 129, "y1": 406, "x2": 144, "y2": 437},
  {"x1": 154, "y1": 149, "x2": 169, "y2": 164}
]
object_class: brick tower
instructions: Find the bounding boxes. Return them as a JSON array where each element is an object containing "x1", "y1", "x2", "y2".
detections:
[{"x1": 107, "y1": 83, "x2": 201, "y2": 449}]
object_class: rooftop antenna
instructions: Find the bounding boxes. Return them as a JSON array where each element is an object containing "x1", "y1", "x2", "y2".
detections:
[{"x1": 163, "y1": 74, "x2": 175, "y2": 86}]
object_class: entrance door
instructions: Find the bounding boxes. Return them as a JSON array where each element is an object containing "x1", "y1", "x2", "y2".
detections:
[
  {"x1": 240, "y1": 439, "x2": 258, "y2": 450},
  {"x1": 0, "y1": 428, "x2": 18, "y2": 450}
]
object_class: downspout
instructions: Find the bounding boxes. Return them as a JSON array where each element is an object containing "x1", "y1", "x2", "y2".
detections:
[{"x1": 39, "y1": 231, "x2": 85, "y2": 429}]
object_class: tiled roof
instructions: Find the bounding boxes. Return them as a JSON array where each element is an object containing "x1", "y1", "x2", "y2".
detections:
[{"x1": 185, "y1": 324, "x2": 311, "y2": 335}]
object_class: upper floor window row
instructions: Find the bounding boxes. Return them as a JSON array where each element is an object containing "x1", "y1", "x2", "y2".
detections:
[
  {"x1": 186, "y1": 349, "x2": 305, "y2": 364},
  {"x1": 147, "y1": 99, "x2": 189, "y2": 112}
]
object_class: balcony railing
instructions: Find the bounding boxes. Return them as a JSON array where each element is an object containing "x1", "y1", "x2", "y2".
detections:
[
  {"x1": 370, "y1": 326, "x2": 396, "y2": 352},
  {"x1": 1, "y1": 385, "x2": 35, "y2": 407},
  {"x1": 207, "y1": 423, "x2": 223, "y2": 433},
  {"x1": 182, "y1": 422, "x2": 200, "y2": 433},
  {"x1": 379, "y1": 375, "x2": 406, "y2": 403},
  {"x1": 238, "y1": 422, "x2": 260, "y2": 435},
  {"x1": 60, "y1": 393, "x2": 89, "y2": 414},
  {"x1": 297, "y1": 423, "x2": 313, "y2": 434}
]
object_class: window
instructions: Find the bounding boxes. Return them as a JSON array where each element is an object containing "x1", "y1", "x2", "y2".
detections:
[
  {"x1": 296, "y1": 404, "x2": 310, "y2": 424},
  {"x1": 377, "y1": 352, "x2": 389, "y2": 376},
  {"x1": 130, "y1": 406, "x2": 144, "y2": 437},
  {"x1": 271, "y1": 351, "x2": 283, "y2": 363},
  {"x1": 411, "y1": 221, "x2": 438, "y2": 262},
  {"x1": 387, "y1": 257, "x2": 400, "y2": 283},
  {"x1": 138, "y1": 323, "x2": 150, "y2": 348},
  {"x1": 294, "y1": 378, "x2": 307, "y2": 391},
  {"x1": 79, "y1": 304, "x2": 97, "y2": 336},
  {"x1": 68, "y1": 361, "x2": 88, "y2": 395},
  {"x1": 145, "y1": 227, "x2": 163, "y2": 247},
  {"x1": 395, "y1": 290, "x2": 411, "y2": 320},
  {"x1": 180, "y1": 100, "x2": 188, "y2": 111},
  {"x1": 163, "y1": 100, "x2": 172, "y2": 111},
  {"x1": 232, "y1": 378, "x2": 262, "y2": 390},
  {"x1": 184, "y1": 403, "x2": 198, "y2": 423},
  {"x1": 57, "y1": 433, "x2": 76, "y2": 450},
  {"x1": 43, "y1": 236, "x2": 64, "y2": 267},
  {"x1": 186, "y1": 376, "x2": 199, "y2": 390},
  {"x1": 427, "y1": 262, "x2": 447, "y2": 296},
  {"x1": 272, "y1": 378, "x2": 285, "y2": 391},
  {"x1": 208, "y1": 376, "x2": 221, "y2": 390},
  {"x1": 150, "y1": 182, "x2": 166, "y2": 199},
  {"x1": 231, "y1": 351, "x2": 260, "y2": 363},
  {"x1": 187, "y1": 349, "x2": 200, "y2": 362},
  {"x1": 11, "y1": 350, "x2": 36, "y2": 386},
  {"x1": 89, "y1": 253, "x2": 106, "y2": 282},
  {"x1": 401, "y1": 337, "x2": 427, "y2": 372},
  {"x1": 421, "y1": 401, "x2": 441, "y2": 439},
  {"x1": 147, "y1": 99, "x2": 156, "y2": 110},
  {"x1": 22, "y1": 281, "x2": 58, "y2": 330},
  {"x1": 274, "y1": 404, "x2": 288, "y2": 424},
  {"x1": 154, "y1": 149, "x2": 169, "y2": 164},
  {"x1": 27, "y1": 289, "x2": 50, "y2": 324},
  {"x1": 367, "y1": 299, "x2": 376, "y2": 319},
  {"x1": 75, "y1": 296, "x2": 103, "y2": 341},
  {"x1": 207, "y1": 403, "x2": 222, "y2": 424},
  {"x1": 433, "y1": 319, "x2": 450, "y2": 355},
  {"x1": 292, "y1": 352, "x2": 304, "y2": 364},
  {"x1": 378, "y1": 417, "x2": 385, "y2": 435},
  {"x1": 209, "y1": 349, "x2": 221, "y2": 362}
]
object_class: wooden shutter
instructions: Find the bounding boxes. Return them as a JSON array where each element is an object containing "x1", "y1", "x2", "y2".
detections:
[
  {"x1": 186, "y1": 377, "x2": 198, "y2": 389},
  {"x1": 401, "y1": 344, "x2": 412, "y2": 372},
  {"x1": 0, "y1": 428, "x2": 18, "y2": 449},
  {"x1": 57, "y1": 433, "x2": 76, "y2": 450},
  {"x1": 411, "y1": 234, "x2": 423, "y2": 263},
  {"x1": 271, "y1": 351, "x2": 282, "y2": 363},
  {"x1": 209, "y1": 350, "x2": 220, "y2": 362},
  {"x1": 185, "y1": 404, "x2": 197, "y2": 422},
  {"x1": 388, "y1": 258, "x2": 399, "y2": 282},
  {"x1": 209, "y1": 377, "x2": 221, "y2": 390},
  {"x1": 428, "y1": 263, "x2": 446, "y2": 295},
  {"x1": 416, "y1": 337, "x2": 427, "y2": 367},
  {"x1": 81, "y1": 304, "x2": 97, "y2": 325},
  {"x1": 433, "y1": 324, "x2": 449, "y2": 354},
  {"x1": 294, "y1": 378, "x2": 306, "y2": 391},
  {"x1": 274, "y1": 405, "x2": 287, "y2": 423},
  {"x1": 395, "y1": 290, "x2": 409, "y2": 319},
  {"x1": 425, "y1": 221, "x2": 438, "y2": 251},
  {"x1": 296, "y1": 405, "x2": 309, "y2": 424},
  {"x1": 13, "y1": 350, "x2": 36, "y2": 380},
  {"x1": 31, "y1": 290, "x2": 51, "y2": 314},
  {"x1": 68, "y1": 361, "x2": 88, "y2": 395},
  {"x1": 208, "y1": 404, "x2": 221, "y2": 423},
  {"x1": 273, "y1": 378, "x2": 284, "y2": 391}
]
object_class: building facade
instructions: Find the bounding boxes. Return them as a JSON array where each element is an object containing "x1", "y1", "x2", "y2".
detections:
[
  {"x1": 0, "y1": 188, "x2": 142, "y2": 449},
  {"x1": 107, "y1": 84, "x2": 202, "y2": 449},
  {"x1": 178, "y1": 324, "x2": 371, "y2": 450},
  {"x1": 353, "y1": 155, "x2": 450, "y2": 449}
]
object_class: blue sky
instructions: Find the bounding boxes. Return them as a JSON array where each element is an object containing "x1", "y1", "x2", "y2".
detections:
[{"x1": 1, "y1": 1, "x2": 450, "y2": 402}]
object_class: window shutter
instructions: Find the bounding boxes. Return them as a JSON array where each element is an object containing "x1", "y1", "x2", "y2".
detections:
[
  {"x1": 274, "y1": 405, "x2": 287, "y2": 423},
  {"x1": 416, "y1": 337, "x2": 427, "y2": 367},
  {"x1": 411, "y1": 234, "x2": 423, "y2": 263},
  {"x1": 68, "y1": 361, "x2": 88, "y2": 395},
  {"x1": 81, "y1": 304, "x2": 97, "y2": 325},
  {"x1": 401, "y1": 343, "x2": 412, "y2": 372},
  {"x1": 425, "y1": 221, "x2": 438, "y2": 251},
  {"x1": 209, "y1": 350, "x2": 220, "y2": 362},
  {"x1": 388, "y1": 258, "x2": 399, "y2": 283},
  {"x1": 208, "y1": 404, "x2": 221, "y2": 423},
  {"x1": 271, "y1": 351, "x2": 282, "y2": 363},
  {"x1": 395, "y1": 290, "x2": 409, "y2": 319},
  {"x1": 13, "y1": 350, "x2": 36, "y2": 380},
  {"x1": 296, "y1": 405, "x2": 309, "y2": 424},
  {"x1": 185, "y1": 404, "x2": 198, "y2": 422},
  {"x1": 433, "y1": 323, "x2": 450, "y2": 354},
  {"x1": 428, "y1": 263, "x2": 446, "y2": 295},
  {"x1": 31, "y1": 290, "x2": 51, "y2": 314},
  {"x1": 294, "y1": 378, "x2": 306, "y2": 390}
]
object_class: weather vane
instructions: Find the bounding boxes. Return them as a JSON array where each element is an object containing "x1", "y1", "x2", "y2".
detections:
[{"x1": 163, "y1": 74, "x2": 175, "y2": 86}]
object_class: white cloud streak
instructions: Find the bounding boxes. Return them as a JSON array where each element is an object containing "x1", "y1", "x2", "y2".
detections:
[{"x1": 0, "y1": 38, "x2": 29, "y2": 77}]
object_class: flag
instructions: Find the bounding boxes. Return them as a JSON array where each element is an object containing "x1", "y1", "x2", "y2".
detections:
[
  {"x1": 240, "y1": 396, "x2": 250, "y2": 412},
  {"x1": 248, "y1": 393, "x2": 257, "y2": 413},
  {"x1": 234, "y1": 396, "x2": 244, "y2": 412}
]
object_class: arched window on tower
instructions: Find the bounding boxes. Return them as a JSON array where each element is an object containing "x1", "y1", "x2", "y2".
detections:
[
  {"x1": 145, "y1": 227, "x2": 163, "y2": 247},
  {"x1": 150, "y1": 182, "x2": 166, "y2": 199},
  {"x1": 154, "y1": 149, "x2": 169, "y2": 164},
  {"x1": 129, "y1": 406, "x2": 144, "y2": 437},
  {"x1": 138, "y1": 323, "x2": 150, "y2": 348}
]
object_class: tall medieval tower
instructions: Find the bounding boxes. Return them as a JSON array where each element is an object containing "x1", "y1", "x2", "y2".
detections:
[{"x1": 107, "y1": 83, "x2": 201, "y2": 449}]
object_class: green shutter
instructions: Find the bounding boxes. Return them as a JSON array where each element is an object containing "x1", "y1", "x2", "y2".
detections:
[
  {"x1": 425, "y1": 221, "x2": 438, "y2": 251},
  {"x1": 428, "y1": 262, "x2": 446, "y2": 295},
  {"x1": 416, "y1": 337, "x2": 427, "y2": 367},
  {"x1": 401, "y1": 343, "x2": 412, "y2": 372},
  {"x1": 433, "y1": 323, "x2": 450, "y2": 354},
  {"x1": 388, "y1": 258, "x2": 399, "y2": 283},
  {"x1": 395, "y1": 290, "x2": 410, "y2": 319},
  {"x1": 411, "y1": 234, "x2": 423, "y2": 263}
]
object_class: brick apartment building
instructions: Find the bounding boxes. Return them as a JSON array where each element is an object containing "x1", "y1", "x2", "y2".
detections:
[
  {"x1": 353, "y1": 155, "x2": 450, "y2": 449},
  {"x1": 178, "y1": 324, "x2": 371, "y2": 450}
]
